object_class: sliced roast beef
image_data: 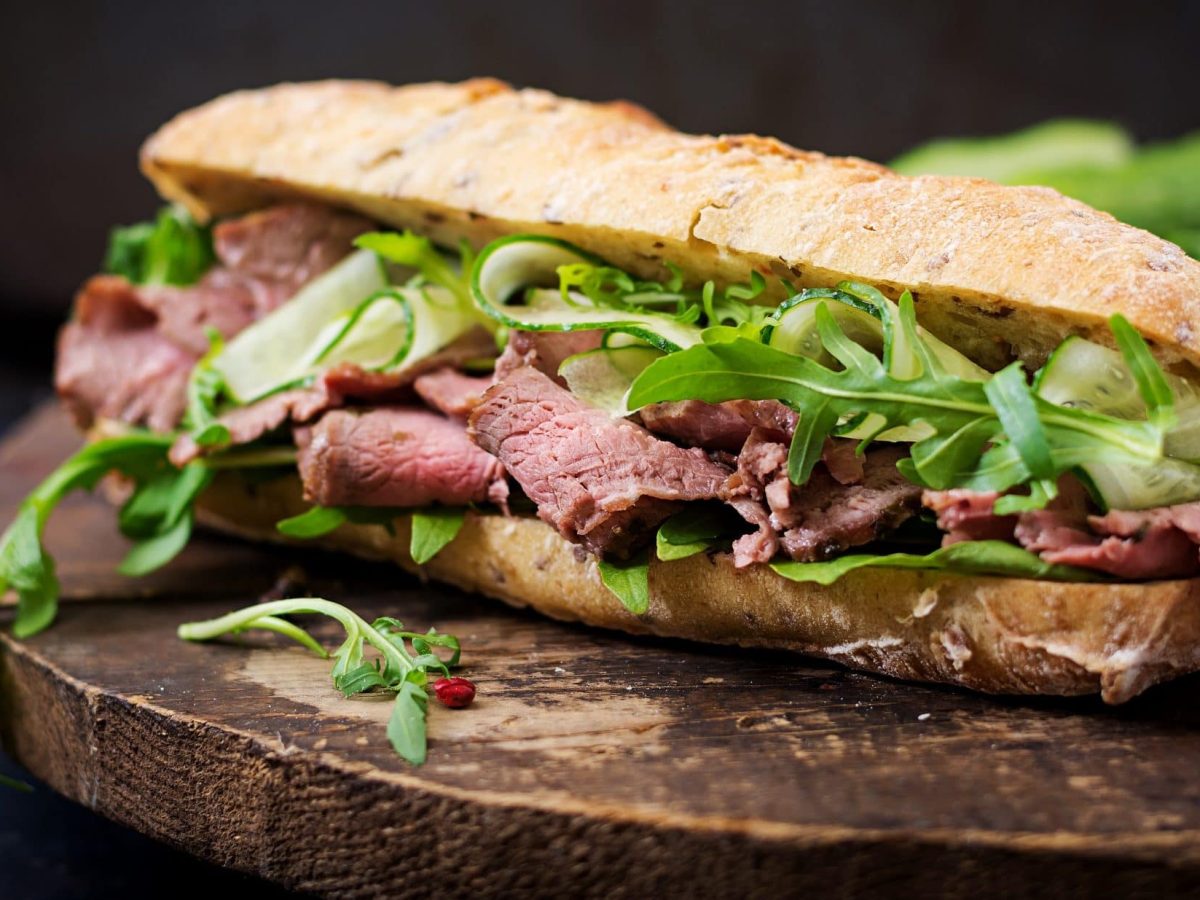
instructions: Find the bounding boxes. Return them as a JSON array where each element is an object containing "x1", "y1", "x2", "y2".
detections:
[
  {"x1": 469, "y1": 366, "x2": 730, "y2": 557},
  {"x1": 724, "y1": 429, "x2": 921, "y2": 567},
  {"x1": 1019, "y1": 499, "x2": 1200, "y2": 579},
  {"x1": 923, "y1": 480, "x2": 1200, "y2": 579},
  {"x1": 297, "y1": 407, "x2": 508, "y2": 509},
  {"x1": 169, "y1": 328, "x2": 499, "y2": 465},
  {"x1": 55, "y1": 276, "x2": 195, "y2": 432},
  {"x1": 213, "y1": 203, "x2": 374, "y2": 291},
  {"x1": 494, "y1": 329, "x2": 604, "y2": 385},
  {"x1": 639, "y1": 399, "x2": 798, "y2": 452},
  {"x1": 413, "y1": 368, "x2": 493, "y2": 419},
  {"x1": 922, "y1": 489, "x2": 1018, "y2": 544},
  {"x1": 56, "y1": 203, "x2": 372, "y2": 432}
]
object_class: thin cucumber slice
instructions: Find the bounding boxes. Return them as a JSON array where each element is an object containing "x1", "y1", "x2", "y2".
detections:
[
  {"x1": 215, "y1": 250, "x2": 387, "y2": 402},
  {"x1": 1037, "y1": 336, "x2": 1200, "y2": 460},
  {"x1": 311, "y1": 285, "x2": 477, "y2": 376},
  {"x1": 762, "y1": 289, "x2": 988, "y2": 381},
  {"x1": 470, "y1": 234, "x2": 703, "y2": 352},
  {"x1": 559, "y1": 345, "x2": 663, "y2": 416},
  {"x1": 762, "y1": 290, "x2": 882, "y2": 365},
  {"x1": 1079, "y1": 459, "x2": 1200, "y2": 510}
]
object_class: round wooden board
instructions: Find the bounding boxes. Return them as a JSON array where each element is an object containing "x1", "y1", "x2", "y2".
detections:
[{"x1": 3, "y1": 405, "x2": 1200, "y2": 898}]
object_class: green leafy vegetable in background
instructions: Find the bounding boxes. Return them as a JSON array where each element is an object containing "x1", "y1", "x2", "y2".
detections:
[
  {"x1": 178, "y1": 598, "x2": 463, "y2": 765},
  {"x1": 770, "y1": 540, "x2": 1100, "y2": 585},
  {"x1": 103, "y1": 205, "x2": 215, "y2": 285},
  {"x1": 891, "y1": 121, "x2": 1200, "y2": 258}
]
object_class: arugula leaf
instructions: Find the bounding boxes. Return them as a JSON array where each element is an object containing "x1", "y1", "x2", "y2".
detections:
[
  {"x1": 771, "y1": 540, "x2": 1100, "y2": 585},
  {"x1": 409, "y1": 508, "x2": 466, "y2": 565},
  {"x1": 0, "y1": 433, "x2": 174, "y2": 638},
  {"x1": 355, "y1": 231, "x2": 470, "y2": 305},
  {"x1": 388, "y1": 678, "x2": 430, "y2": 766},
  {"x1": 1109, "y1": 313, "x2": 1177, "y2": 431},
  {"x1": 598, "y1": 552, "x2": 651, "y2": 614},
  {"x1": 655, "y1": 505, "x2": 740, "y2": 561},
  {"x1": 983, "y1": 363, "x2": 1054, "y2": 480},
  {"x1": 552, "y1": 258, "x2": 776, "y2": 329},
  {"x1": 276, "y1": 506, "x2": 348, "y2": 538},
  {"x1": 628, "y1": 305, "x2": 1172, "y2": 500},
  {"x1": 178, "y1": 598, "x2": 465, "y2": 765},
  {"x1": 0, "y1": 772, "x2": 32, "y2": 793},
  {"x1": 183, "y1": 330, "x2": 231, "y2": 448},
  {"x1": 104, "y1": 206, "x2": 213, "y2": 286},
  {"x1": 788, "y1": 396, "x2": 837, "y2": 485},
  {"x1": 118, "y1": 512, "x2": 194, "y2": 577}
]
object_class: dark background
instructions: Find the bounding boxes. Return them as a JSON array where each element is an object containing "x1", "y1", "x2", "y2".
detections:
[{"x1": 1, "y1": 1, "x2": 1198, "y2": 896}]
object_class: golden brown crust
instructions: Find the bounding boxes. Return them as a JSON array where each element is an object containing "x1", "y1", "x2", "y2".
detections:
[
  {"x1": 195, "y1": 473, "x2": 1200, "y2": 704},
  {"x1": 142, "y1": 79, "x2": 1200, "y2": 372}
]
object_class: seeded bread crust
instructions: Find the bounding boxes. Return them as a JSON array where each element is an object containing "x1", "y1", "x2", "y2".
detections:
[
  {"x1": 192, "y1": 473, "x2": 1200, "y2": 704},
  {"x1": 141, "y1": 79, "x2": 1200, "y2": 373}
]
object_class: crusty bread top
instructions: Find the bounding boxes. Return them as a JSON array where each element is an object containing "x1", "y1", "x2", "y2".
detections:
[{"x1": 141, "y1": 79, "x2": 1200, "y2": 373}]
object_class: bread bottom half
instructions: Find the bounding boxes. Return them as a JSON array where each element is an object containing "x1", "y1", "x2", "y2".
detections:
[{"x1": 195, "y1": 473, "x2": 1200, "y2": 704}]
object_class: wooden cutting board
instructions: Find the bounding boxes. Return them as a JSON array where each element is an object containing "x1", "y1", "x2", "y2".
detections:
[{"x1": 2, "y1": 405, "x2": 1200, "y2": 898}]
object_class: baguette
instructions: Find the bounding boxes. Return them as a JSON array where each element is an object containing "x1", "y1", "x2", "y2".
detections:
[
  {"x1": 119, "y1": 80, "x2": 1200, "y2": 701},
  {"x1": 195, "y1": 472, "x2": 1200, "y2": 704}
]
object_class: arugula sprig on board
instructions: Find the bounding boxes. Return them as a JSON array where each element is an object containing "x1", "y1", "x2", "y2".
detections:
[
  {"x1": 177, "y1": 598, "x2": 463, "y2": 765},
  {"x1": 0, "y1": 433, "x2": 209, "y2": 638},
  {"x1": 628, "y1": 288, "x2": 1174, "y2": 504}
]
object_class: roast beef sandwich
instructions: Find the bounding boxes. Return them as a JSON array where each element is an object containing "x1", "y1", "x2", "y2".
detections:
[{"x1": 7, "y1": 78, "x2": 1200, "y2": 704}]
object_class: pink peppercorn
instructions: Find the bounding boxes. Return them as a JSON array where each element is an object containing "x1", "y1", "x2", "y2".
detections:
[{"x1": 432, "y1": 676, "x2": 476, "y2": 708}]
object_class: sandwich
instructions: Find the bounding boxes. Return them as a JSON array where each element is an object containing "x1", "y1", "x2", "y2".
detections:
[{"x1": 5, "y1": 78, "x2": 1200, "y2": 705}]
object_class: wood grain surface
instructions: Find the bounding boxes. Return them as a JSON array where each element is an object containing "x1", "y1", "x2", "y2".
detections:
[{"x1": 2, "y1": 405, "x2": 1200, "y2": 898}]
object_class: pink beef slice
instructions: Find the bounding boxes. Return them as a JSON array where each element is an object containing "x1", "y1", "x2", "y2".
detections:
[
  {"x1": 724, "y1": 429, "x2": 922, "y2": 567},
  {"x1": 414, "y1": 368, "x2": 494, "y2": 420},
  {"x1": 922, "y1": 489, "x2": 1019, "y2": 545},
  {"x1": 1018, "y1": 500, "x2": 1200, "y2": 580},
  {"x1": 55, "y1": 204, "x2": 372, "y2": 432},
  {"x1": 169, "y1": 327, "x2": 499, "y2": 465},
  {"x1": 924, "y1": 479, "x2": 1200, "y2": 579},
  {"x1": 493, "y1": 330, "x2": 604, "y2": 386},
  {"x1": 468, "y1": 366, "x2": 730, "y2": 558},
  {"x1": 639, "y1": 399, "x2": 799, "y2": 452},
  {"x1": 55, "y1": 276, "x2": 195, "y2": 432},
  {"x1": 297, "y1": 407, "x2": 508, "y2": 508}
]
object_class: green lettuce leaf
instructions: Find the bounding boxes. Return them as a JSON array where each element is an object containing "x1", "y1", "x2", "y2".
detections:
[{"x1": 771, "y1": 541, "x2": 1100, "y2": 585}]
